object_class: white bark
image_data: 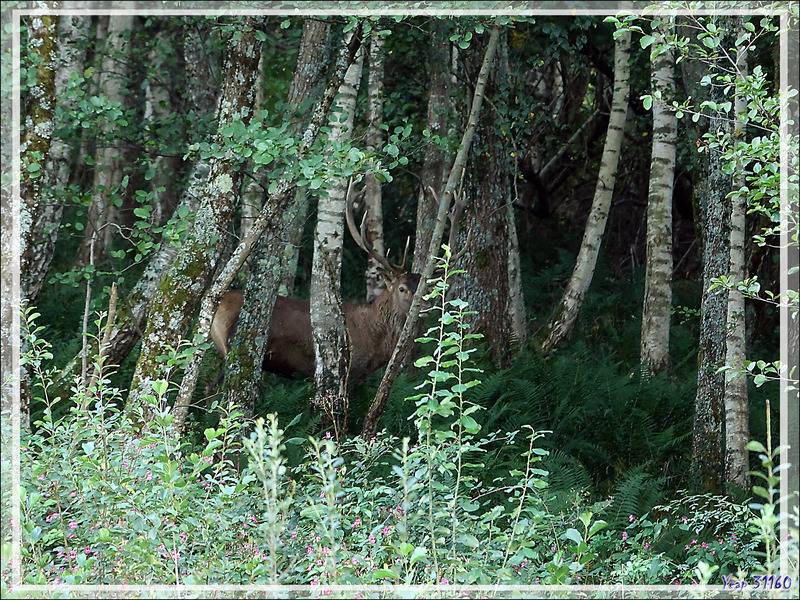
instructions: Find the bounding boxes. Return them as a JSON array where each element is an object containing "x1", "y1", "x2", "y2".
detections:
[
  {"x1": 364, "y1": 35, "x2": 386, "y2": 302},
  {"x1": 23, "y1": 15, "x2": 89, "y2": 303},
  {"x1": 78, "y1": 15, "x2": 134, "y2": 265},
  {"x1": 725, "y1": 33, "x2": 749, "y2": 489},
  {"x1": 310, "y1": 42, "x2": 364, "y2": 431},
  {"x1": 641, "y1": 21, "x2": 677, "y2": 375},
  {"x1": 542, "y1": 29, "x2": 631, "y2": 354}
]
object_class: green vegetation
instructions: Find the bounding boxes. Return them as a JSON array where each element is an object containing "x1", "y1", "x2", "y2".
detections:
[{"x1": 3, "y1": 255, "x2": 793, "y2": 592}]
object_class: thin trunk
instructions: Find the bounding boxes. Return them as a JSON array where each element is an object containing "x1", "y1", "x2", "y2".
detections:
[
  {"x1": 171, "y1": 24, "x2": 364, "y2": 434},
  {"x1": 128, "y1": 18, "x2": 265, "y2": 420},
  {"x1": 364, "y1": 35, "x2": 386, "y2": 302},
  {"x1": 507, "y1": 172, "x2": 526, "y2": 344},
  {"x1": 641, "y1": 20, "x2": 676, "y2": 376},
  {"x1": 76, "y1": 15, "x2": 134, "y2": 266},
  {"x1": 691, "y1": 18, "x2": 733, "y2": 494},
  {"x1": 362, "y1": 21, "x2": 502, "y2": 440},
  {"x1": 501, "y1": 36, "x2": 526, "y2": 344},
  {"x1": 310, "y1": 43, "x2": 364, "y2": 433},
  {"x1": 223, "y1": 18, "x2": 331, "y2": 419},
  {"x1": 725, "y1": 28, "x2": 749, "y2": 489},
  {"x1": 413, "y1": 23, "x2": 452, "y2": 272},
  {"x1": 280, "y1": 19, "x2": 332, "y2": 297},
  {"x1": 541, "y1": 29, "x2": 631, "y2": 355}
]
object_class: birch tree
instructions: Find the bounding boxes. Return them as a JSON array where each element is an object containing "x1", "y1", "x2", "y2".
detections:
[
  {"x1": 640, "y1": 19, "x2": 677, "y2": 376},
  {"x1": 127, "y1": 17, "x2": 265, "y2": 419},
  {"x1": 223, "y1": 18, "x2": 331, "y2": 419},
  {"x1": 501, "y1": 34, "x2": 527, "y2": 344},
  {"x1": 310, "y1": 42, "x2": 364, "y2": 432},
  {"x1": 724, "y1": 27, "x2": 749, "y2": 489},
  {"x1": 18, "y1": 13, "x2": 58, "y2": 422},
  {"x1": 21, "y1": 15, "x2": 89, "y2": 305},
  {"x1": 541, "y1": 27, "x2": 631, "y2": 355},
  {"x1": 75, "y1": 15, "x2": 134, "y2": 266},
  {"x1": 364, "y1": 34, "x2": 386, "y2": 302}
]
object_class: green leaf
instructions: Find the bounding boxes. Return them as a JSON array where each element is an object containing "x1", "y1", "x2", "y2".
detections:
[
  {"x1": 752, "y1": 485, "x2": 770, "y2": 500},
  {"x1": 459, "y1": 415, "x2": 480, "y2": 434},
  {"x1": 372, "y1": 568, "x2": 397, "y2": 580},
  {"x1": 409, "y1": 546, "x2": 427, "y2": 565},
  {"x1": 152, "y1": 380, "x2": 169, "y2": 397},
  {"x1": 589, "y1": 520, "x2": 608, "y2": 537},
  {"x1": 640, "y1": 34, "x2": 655, "y2": 48},
  {"x1": 562, "y1": 528, "x2": 583, "y2": 546}
]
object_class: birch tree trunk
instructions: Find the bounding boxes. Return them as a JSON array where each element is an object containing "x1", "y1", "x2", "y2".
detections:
[
  {"x1": 223, "y1": 18, "x2": 331, "y2": 419},
  {"x1": 280, "y1": 19, "x2": 331, "y2": 297},
  {"x1": 413, "y1": 22, "x2": 452, "y2": 271},
  {"x1": 541, "y1": 29, "x2": 631, "y2": 355},
  {"x1": 640, "y1": 21, "x2": 676, "y2": 376},
  {"x1": 310, "y1": 43, "x2": 364, "y2": 433},
  {"x1": 364, "y1": 35, "x2": 386, "y2": 302},
  {"x1": 691, "y1": 17, "x2": 733, "y2": 494},
  {"x1": 501, "y1": 36, "x2": 527, "y2": 344},
  {"x1": 725, "y1": 28, "x2": 749, "y2": 489},
  {"x1": 76, "y1": 15, "x2": 134, "y2": 266},
  {"x1": 127, "y1": 18, "x2": 265, "y2": 420}
]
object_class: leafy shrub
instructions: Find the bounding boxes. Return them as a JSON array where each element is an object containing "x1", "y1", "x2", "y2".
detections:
[{"x1": 4, "y1": 261, "x2": 784, "y2": 591}]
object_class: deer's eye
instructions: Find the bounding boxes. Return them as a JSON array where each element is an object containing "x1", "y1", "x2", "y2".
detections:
[{"x1": 399, "y1": 286, "x2": 406, "y2": 293}]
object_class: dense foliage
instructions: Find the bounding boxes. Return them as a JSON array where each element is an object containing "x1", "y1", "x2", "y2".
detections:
[
  {"x1": 3, "y1": 268, "x2": 790, "y2": 591},
  {"x1": 2, "y1": 4, "x2": 797, "y2": 596}
]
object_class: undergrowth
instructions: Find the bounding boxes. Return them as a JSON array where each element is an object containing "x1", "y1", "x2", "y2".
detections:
[{"x1": 1, "y1": 252, "x2": 793, "y2": 594}]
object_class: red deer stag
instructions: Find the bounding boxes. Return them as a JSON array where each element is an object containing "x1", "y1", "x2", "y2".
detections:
[{"x1": 210, "y1": 181, "x2": 427, "y2": 382}]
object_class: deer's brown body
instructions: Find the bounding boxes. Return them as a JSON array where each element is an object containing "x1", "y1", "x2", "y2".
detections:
[{"x1": 210, "y1": 273, "x2": 423, "y2": 382}]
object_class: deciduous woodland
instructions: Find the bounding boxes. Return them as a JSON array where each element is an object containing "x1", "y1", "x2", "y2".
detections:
[{"x1": 3, "y1": 3, "x2": 798, "y2": 592}]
